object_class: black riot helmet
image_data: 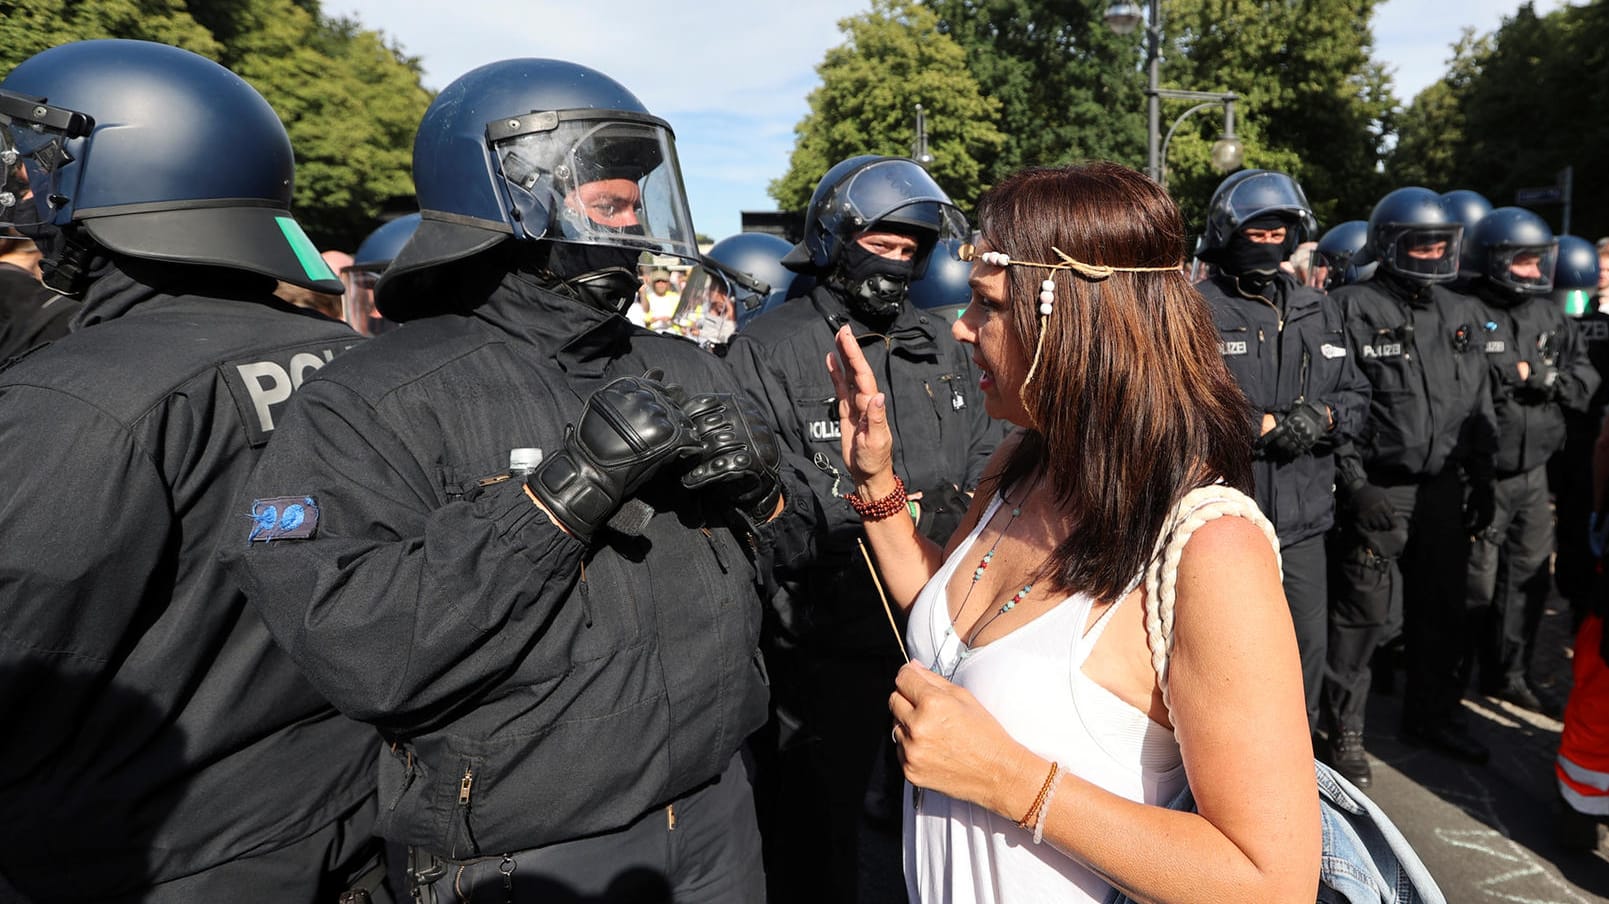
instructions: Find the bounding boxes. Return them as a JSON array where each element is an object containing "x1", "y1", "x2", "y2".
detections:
[
  {"x1": 1199, "y1": 169, "x2": 1318, "y2": 258},
  {"x1": 675, "y1": 232, "x2": 796, "y2": 332},
  {"x1": 1311, "y1": 220, "x2": 1368, "y2": 291},
  {"x1": 1366, "y1": 187, "x2": 1463, "y2": 284},
  {"x1": 376, "y1": 58, "x2": 699, "y2": 320},
  {"x1": 906, "y1": 237, "x2": 974, "y2": 322},
  {"x1": 1553, "y1": 235, "x2": 1599, "y2": 317},
  {"x1": 1439, "y1": 189, "x2": 1492, "y2": 280},
  {"x1": 341, "y1": 213, "x2": 419, "y2": 336},
  {"x1": 0, "y1": 39, "x2": 340, "y2": 296},
  {"x1": 1470, "y1": 206, "x2": 1557, "y2": 296},
  {"x1": 782, "y1": 155, "x2": 967, "y2": 277}
]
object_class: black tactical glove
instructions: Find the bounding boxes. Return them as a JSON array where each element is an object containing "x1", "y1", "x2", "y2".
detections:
[
  {"x1": 681, "y1": 391, "x2": 784, "y2": 521},
  {"x1": 1463, "y1": 476, "x2": 1497, "y2": 534},
  {"x1": 1253, "y1": 400, "x2": 1329, "y2": 462},
  {"x1": 1347, "y1": 481, "x2": 1397, "y2": 533},
  {"x1": 1513, "y1": 365, "x2": 1560, "y2": 404},
  {"x1": 529, "y1": 371, "x2": 702, "y2": 542}
]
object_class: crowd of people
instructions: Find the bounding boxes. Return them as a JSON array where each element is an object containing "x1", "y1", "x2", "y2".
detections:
[{"x1": 0, "y1": 37, "x2": 1605, "y2": 904}]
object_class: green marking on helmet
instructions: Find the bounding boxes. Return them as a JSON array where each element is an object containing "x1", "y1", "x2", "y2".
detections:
[{"x1": 275, "y1": 216, "x2": 337, "y2": 281}]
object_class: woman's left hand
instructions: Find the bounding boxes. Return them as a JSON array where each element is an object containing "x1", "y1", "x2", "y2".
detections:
[{"x1": 889, "y1": 661, "x2": 1033, "y2": 811}]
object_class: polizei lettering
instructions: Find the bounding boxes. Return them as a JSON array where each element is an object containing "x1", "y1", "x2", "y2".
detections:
[
  {"x1": 808, "y1": 419, "x2": 842, "y2": 442},
  {"x1": 224, "y1": 344, "x2": 346, "y2": 446}
]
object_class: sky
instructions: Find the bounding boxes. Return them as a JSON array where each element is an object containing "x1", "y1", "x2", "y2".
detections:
[{"x1": 320, "y1": 0, "x2": 1573, "y2": 240}]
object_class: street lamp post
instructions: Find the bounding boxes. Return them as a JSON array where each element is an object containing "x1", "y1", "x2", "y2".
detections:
[{"x1": 1105, "y1": 0, "x2": 1243, "y2": 183}]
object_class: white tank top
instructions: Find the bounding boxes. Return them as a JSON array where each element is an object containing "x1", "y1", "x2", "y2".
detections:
[{"x1": 903, "y1": 493, "x2": 1187, "y2": 904}]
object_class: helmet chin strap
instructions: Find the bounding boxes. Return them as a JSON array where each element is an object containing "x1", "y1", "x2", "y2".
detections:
[{"x1": 32, "y1": 223, "x2": 103, "y2": 297}]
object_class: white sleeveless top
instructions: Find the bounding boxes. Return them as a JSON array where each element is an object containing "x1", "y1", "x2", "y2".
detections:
[{"x1": 904, "y1": 493, "x2": 1187, "y2": 904}]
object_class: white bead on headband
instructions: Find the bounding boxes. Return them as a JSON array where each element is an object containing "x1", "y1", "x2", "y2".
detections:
[{"x1": 958, "y1": 243, "x2": 1180, "y2": 317}]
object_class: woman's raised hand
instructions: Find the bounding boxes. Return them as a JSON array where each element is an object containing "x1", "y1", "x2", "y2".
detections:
[{"x1": 826, "y1": 324, "x2": 895, "y2": 491}]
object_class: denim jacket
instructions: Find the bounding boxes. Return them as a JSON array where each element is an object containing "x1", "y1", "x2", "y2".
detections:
[{"x1": 1103, "y1": 760, "x2": 1445, "y2": 904}]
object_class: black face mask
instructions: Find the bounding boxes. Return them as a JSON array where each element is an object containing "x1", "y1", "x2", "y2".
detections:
[
  {"x1": 1219, "y1": 232, "x2": 1287, "y2": 279},
  {"x1": 547, "y1": 227, "x2": 647, "y2": 315},
  {"x1": 831, "y1": 241, "x2": 914, "y2": 322}
]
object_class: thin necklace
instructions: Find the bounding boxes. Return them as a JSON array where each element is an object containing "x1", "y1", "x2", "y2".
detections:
[{"x1": 933, "y1": 494, "x2": 1033, "y2": 677}]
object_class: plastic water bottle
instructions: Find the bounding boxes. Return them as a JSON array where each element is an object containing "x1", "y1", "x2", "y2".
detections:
[{"x1": 508, "y1": 447, "x2": 543, "y2": 480}]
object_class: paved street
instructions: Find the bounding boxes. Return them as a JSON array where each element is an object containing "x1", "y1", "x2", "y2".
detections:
[{"x1": 1360, "y1": 597, "x2": 1609, "y2": 902}]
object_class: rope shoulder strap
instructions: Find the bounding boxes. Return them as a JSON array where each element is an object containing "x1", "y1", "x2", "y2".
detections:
[{"x1": 1141, "y1": 485, "x2": 1281, "y2": 714}]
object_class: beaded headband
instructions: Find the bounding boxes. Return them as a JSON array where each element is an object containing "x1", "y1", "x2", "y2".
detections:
[{"x1": 955, "y1": 242, "x2": 1181, "y2": 414}]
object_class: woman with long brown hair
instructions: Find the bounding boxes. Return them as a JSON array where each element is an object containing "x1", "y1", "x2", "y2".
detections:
[{"x1": 827, "y1": 162, "x2": 1320, "y2": 902}]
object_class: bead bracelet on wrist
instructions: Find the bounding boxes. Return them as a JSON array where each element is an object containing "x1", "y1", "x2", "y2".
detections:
[{"x1": 844, "y1": 475, "x2": 907, "y2": 520}]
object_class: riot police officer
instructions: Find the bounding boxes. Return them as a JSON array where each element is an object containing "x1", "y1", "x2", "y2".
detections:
[
  {"x1": 0, "y1": 40, "x2": 382, "y2": 900},
  {"x1": 1464, "y1": 209, "x2": 1598, "y2": 714},
  {"x1": 1549, "y1": 234, "x2": 1609, "y2": 628},
  {"x1": 1326, "y1": 186, "x2": 1499, "y2": 785},
  {"x1": 724, "y1": 155, "x2": 1001, "y2": 903},
  {"x1": 340, "y1": 212, "x2": 420, "y2": 336},
  {"x1": 675, "y1": 231, "x2": 796, "y2": 350},
  {"x1": 225, "y1": 58, "x2": 795, "y2": 902},
  {"x1": 1310, "y1": 220, "x2": 1370, "y2": 292},
  {"x1": 1194, "y1": 170, "x2": 1371, "y2": 734}
]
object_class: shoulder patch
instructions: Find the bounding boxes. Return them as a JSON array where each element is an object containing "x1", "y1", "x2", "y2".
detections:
[{"x1": 248, "y1": 495, "x2": 321, "y2": 542}]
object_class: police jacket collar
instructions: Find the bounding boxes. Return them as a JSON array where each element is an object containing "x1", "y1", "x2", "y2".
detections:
[
  {"x1": 808, "y1": 284, "x2": 943, "y2": 356},
  {"x1": 476, "y1": 268, "x2": 633, "y2": 380},
  {"x1": 72, "y1": 257, "x2": 299, "y2": 330},
  {"x1": 1373, "y1": 270, "x2": 1439, "y2": 307}
]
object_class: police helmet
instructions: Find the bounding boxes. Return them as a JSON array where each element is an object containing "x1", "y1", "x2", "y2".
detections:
[
  {"x1": 340, "y1": 213, "x2": 419, "y2": 335},
  {"x1": 1200, "y1": 169, "x2": 1318, "y2": 256},
  {"x1": 906, "y1": 237, "x2": 973, "y2": 321},
  {"x1": 675, "y1": 232, "x2": 795, "y2": 333},
  {"x1": 1470, "y1": 206, "x2": 1557, "y2": 295},
  {"x1": 1311, "y1": 220, "x2": 1368, "y2": 290},
  {"x1": 1439, "y1": 189, "x2": 1492, "y2": 280},
  {"x1": 1366, "y1": 187, "x2": 1463, "y2": 284},
  {"x1": 780, "y1": 155, "x2": 967, "y2": 278},
  {"x1": 1553, "y1": 235, "x2": 1599, "y2": 317},
  {"x1": 377, "y1": 58, "x2": 698, "y2": 319},
  {"x1": 0, "y1": 39, "x2": 340, "y2": 294}
]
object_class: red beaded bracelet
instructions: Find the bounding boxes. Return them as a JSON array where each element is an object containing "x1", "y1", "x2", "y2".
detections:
[{"x1": 844, "y1": 475, "x2": 908, "y2": 520}]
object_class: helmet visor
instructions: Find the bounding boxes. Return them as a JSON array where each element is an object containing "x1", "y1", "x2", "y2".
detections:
[
  {"x1": 489, "y1": 109, "x2": 698, "y2": 261},
  {"x1": 1486, "y1": 242, "x2": 1558, "y2": 294},
  {"x1": 677, "y1": 257, "x2": 770, "y2": 325},
  {"x1": 0, "y1": 91, "x2": 92, "y2": 229},
  {"x1": 340, "y1": 266, "x2": 401, "y2": 336},
  {"x1": 1213, "y1": 171, "x2": 1318, "y2": 243},
  {"x1": 820, "y1": 158, "x2": 969, "y2": 245},
  {"x1": 1380, "y1": 224, "x2": 1462, "y2": 282}
]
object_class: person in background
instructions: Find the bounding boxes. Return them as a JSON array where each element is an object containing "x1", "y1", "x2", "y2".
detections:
[
  {"x1": 0, "y1": 39, "x2": 382, "y2": 900},
  {"x1": 676, "y1": 233, "x2": 795, "y2": 353},
  {"x1": 1193, "y1": 169, "x2": 1370, "y2": 741},
  {"x1": 1463, "y1": 209, "x2": 1598, "y2": 716},
  {"x1": 339, "y1": 213, "x2": 420, "y2": 337},
  {"x1": 831, "y1": 161, "x2": 1319, "y2": 903},
  {"x1": 224, "y1": 57, "x2": 799, "y2": 902},
  {"x1": 725, "y1": 154, "x2": 1000, "y2": 903}
]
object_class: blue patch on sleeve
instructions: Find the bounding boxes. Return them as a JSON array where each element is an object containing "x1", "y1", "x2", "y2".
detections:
[{"x1": 248, "y1": 495, "x2": 320, "y2": 543}]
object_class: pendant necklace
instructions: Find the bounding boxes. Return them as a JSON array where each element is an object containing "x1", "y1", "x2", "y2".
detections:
[{"x1": 933, "y1": 494, "x2": 1034, "y2": 679}]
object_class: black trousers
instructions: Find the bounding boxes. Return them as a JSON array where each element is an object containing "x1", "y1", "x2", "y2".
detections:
[
  {"x1": 413, "y1": 754, "x2": 763, "y2": 904},
  {"x1": 1326, "y1": 468, "x2": 1472, "y2": 733},
  {"x1": 1468, "y1": 465, "x2": 1554, "y2": 689},
  {"x1": 1283, "y1": 533, "x2": 1328, "y2": 732}
]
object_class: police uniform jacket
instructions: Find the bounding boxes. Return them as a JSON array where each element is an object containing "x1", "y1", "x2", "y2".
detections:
[
  {"x1": 1331, "y1": 274, "x2": 1498, "y2": 482},
  {"x1": 0, "y1": 263, "x2": 373, "y2": 898},
  {"x1": 1199, "y1": 272, "x2": 1370, "y2": 545},
  {"x1": 1470, "y1": 286, "x2": 1600, "y2": 475},
  {"x1": 725, "y1": 285, "x2": 1001, "y2": 655},
  {"x1": 223, "y1": 272, "x2": 782, "y2": 858},
  {"x1": 0, "y1": 261, "x2": 76, "y2": 362}
]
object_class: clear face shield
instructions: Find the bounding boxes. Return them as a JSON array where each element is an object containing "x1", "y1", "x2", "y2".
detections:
[
  {"x1": 339, "y1": 266, "x2": 400, "y2": 337},
  {"x1": 1380, "y1": 224, "x2": 1463, "y2": 283},
  {"x1": 488, "y1": 109, "x2": 699, "y2": 262},
  {"x1": 1213, "y1": 172, "x2": 1317, "y2": 245},
  {"x1": 676, "y1": 259, "x2": 769, "y2": 326},
  {"x1": 1486, "y1": 243, "x2": 1558, "y2": 295},
  {"x1": 819, "y1": 159, "x2": 969, "y2": 274},
  {"x1": 0, "y1": 90, "x2": 94, "y2": 230}
]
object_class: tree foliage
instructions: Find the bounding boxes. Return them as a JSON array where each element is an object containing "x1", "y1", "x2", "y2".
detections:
[
  {"x1": 0, "y1": 0, "x2": 430, "y2": 249},
  {"x1": 1391, "y1": 3, "x2": 1609, "y2": 241},
  {"x1": 768, "y1": 0, "x2": 1005, "y2": 214}
]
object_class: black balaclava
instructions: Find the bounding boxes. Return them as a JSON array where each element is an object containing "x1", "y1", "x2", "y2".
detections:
[
  {"x1": 545, "y1": 227, "x2": 648, "y2": 316},
  {"x1": 829, "y1": 235, "x2": 920, "y2": 324},
  {"x1": 1214, "y1": 214, "x2": 1295, "y2": 297}
]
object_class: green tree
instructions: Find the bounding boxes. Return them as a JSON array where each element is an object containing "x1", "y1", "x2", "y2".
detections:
[
  {"x1": 1385, "y1": 31, "x2": 1486, "y2": 191},
  {"x1": 0, "y1": 0, "x2": 430, "y2": 249},
  {"x1": 1162, "y1": 0, "x2": 1394, "y2": 231},
  {"x1": 769, "y1": 0, "x2": 1005, "y2": 213},
  {"x1": 923, "y1": 0, "x2": 1147, "y2": 181}
]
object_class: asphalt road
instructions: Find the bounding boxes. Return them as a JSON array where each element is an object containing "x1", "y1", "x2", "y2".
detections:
[{"x1": 1358, "y1": 597, "x2": 1609, "y2": 902}]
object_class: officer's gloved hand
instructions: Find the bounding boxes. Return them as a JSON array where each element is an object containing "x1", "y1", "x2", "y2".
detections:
[
  {"x1": 1254, "y1": 401, "x2": 1328, "y2": 462},
  {"x1": 1347, "y1": 481, "x2": 1397, "y2": 532},
  {"x1": 681, "y1": 391, "x2": 783, "y2": 521},
  {"x1": 530, "y1": 371, "x2": 702, "y2": 542},
  {"x1": 1464, "y1": 477, "x2": 1497, "y2": 534},
  {"x1": 1514, "y1": 365, "x2": 1560, "y2": 403}
]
